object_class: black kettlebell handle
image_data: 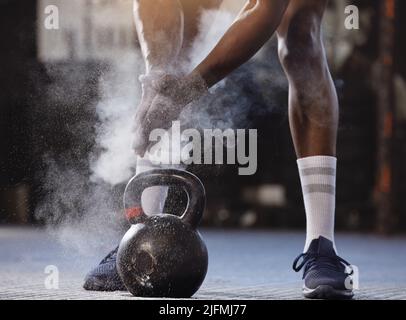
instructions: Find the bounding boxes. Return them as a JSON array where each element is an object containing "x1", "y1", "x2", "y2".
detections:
[{"x1": 124, "y1": 169, "x2": 206, "y2": 229}]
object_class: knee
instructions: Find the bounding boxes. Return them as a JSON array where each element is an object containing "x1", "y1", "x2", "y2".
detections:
[{"x1": 278, "y1": 14, "x2": 325, "y2": 76}]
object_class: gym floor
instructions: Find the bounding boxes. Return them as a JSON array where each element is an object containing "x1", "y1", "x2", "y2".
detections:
[{"x1": 1, "y1": 227, "x2": 406, "y2": 300}]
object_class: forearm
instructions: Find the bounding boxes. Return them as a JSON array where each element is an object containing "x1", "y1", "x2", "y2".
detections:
[
  {"x1": 194, "y1": 0, "x2": 289, "y2": 87},
  {"x1": 133, "y1": 0, "x2": 184, "y2": 73}
]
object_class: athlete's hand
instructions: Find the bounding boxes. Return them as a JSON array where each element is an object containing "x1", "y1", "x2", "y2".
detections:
[
  {"x1": 132, "y1": 73, "x2": 208, "y2": 157},
  {"x1": 131, "y1": 73, "x2": 161, "y2": 156}
]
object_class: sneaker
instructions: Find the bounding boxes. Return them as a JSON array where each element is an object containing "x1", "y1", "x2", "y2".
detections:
[
  {"x1": 82, "y1": 184, "x2": 187, "y2": 292},
  {"x1": 83, "y1": 247, "x2": 127, "y2": 291},
  {"x1": 293, "y1": 236, "x2": 354, "y2": 299}
]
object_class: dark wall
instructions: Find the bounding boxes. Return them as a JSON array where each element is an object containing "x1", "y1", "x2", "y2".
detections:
[
  {"x1": 0, "y1": 0, "x2": 38, "y2": 186},
  {"x1": 395, "y1": 0, "x2": 406, "y2": 229}
]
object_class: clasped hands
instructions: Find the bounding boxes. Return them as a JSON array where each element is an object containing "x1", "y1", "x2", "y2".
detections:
[{"x1": 132, "y1": 72, "x2": 208, "y2": 157}]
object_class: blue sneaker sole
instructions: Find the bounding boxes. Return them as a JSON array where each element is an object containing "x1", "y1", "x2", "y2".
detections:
[
  {"x1": 303, "y1": 285, "x2": 354, "y2": 300},
  {"x1": 83, "y1": 276, "x2": 127, "y2": 292}
]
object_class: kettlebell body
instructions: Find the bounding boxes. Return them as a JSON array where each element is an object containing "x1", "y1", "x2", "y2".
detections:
[{"x1": 117, "y1": 169, "x2": 208, "y2": 298}]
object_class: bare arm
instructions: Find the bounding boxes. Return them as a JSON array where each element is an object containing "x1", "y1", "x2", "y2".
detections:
[
  {"x1": 194, "y1": 0, "x2": 290, "y2": 87},
  {"x1": 133, "y1": 0, "x2": 290, "y2": 156}
]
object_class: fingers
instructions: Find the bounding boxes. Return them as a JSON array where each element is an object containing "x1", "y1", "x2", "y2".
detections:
[
  {"x1": 132, "y1": 81, "x2": 158, "y2": 154},
  {"x1": 152, "y1": 74, "x2": 180, "y2": 97},
  {"x1": 132, "y1": 108, "x2": 153, "y2": 157},
  {"x1": 132, "y1": 73, "x2": 185, "y2": 157},
  {"x1": 132, "y1": 107, "x2": 150, "y2": 157},
  {"x1": 132, "y1": 102, "x2": 162, "y2": 157},
  {"x1": 132, "y1": 113, "x2": 152, "y2": 157},
  {"x1": 132, "y1": 134, "x2": 149, "y2": 157},
  {"x1": 132, "y1": 94, "x2": 178, "y2": 157},
  {"x1": 133, "y1": 95, "x2": 151, "y2": 132}
]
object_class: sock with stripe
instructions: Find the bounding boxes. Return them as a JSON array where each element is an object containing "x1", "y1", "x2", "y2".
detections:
[{"x1": 297, "y1": 156, "x2": 337, "y2": 252}]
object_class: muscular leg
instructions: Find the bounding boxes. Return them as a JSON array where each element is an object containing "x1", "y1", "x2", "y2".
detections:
[
  {"x1": 134, "y1": 0, "x2": 223, "y2": 73},
  {"x1": 133, "y1": 0, "x2": 183, "y2": 73},
  {"x1": 277, "y1": 0, "x2": 339, "y2": 251},
  {"x1": 277, "y1": 2, "x2": 354, "y2": 300},
  {"x1": 180, "y1": 0, "x2": 223, "y2": 54},
  {"x1": 277, "y1": 0, "x2": 338, "y2": 158}
]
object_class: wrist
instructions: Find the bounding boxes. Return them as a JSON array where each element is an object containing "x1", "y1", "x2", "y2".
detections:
[
  {"x1": 178, "y1": 71, "x2": 209, "y2": 105},
  {"x1": 139, "y1": 70, "x2": 167, "y2": 86}
]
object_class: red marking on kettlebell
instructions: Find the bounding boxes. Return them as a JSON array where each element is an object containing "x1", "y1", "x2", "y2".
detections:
[{"x1": 126, "y1": 207, "x2": 143, "y2": 220}]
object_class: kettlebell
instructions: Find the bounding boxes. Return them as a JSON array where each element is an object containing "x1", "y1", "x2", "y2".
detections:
[{"x1": 117, "y1": 169, "x2": 208, "y2": 298}]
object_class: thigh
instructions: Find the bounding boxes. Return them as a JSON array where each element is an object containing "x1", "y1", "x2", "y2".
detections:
[
  {"x1": 277, "y1": 0, "x2": 328, "y2": 39},
  {"x1": 179, "y1": 0, "x2": 223, "y2": 19},
  {"x1": 179, "y1": 0, "x2": 223, "y2": 46}
]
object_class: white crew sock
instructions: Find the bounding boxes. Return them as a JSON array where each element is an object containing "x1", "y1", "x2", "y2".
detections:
[{"x1": 297, "y1": 156, "x2": 337, "y2": 252}]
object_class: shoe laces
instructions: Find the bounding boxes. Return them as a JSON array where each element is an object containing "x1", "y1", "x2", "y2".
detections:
[
  {"x1": 100, "y1": 247, "x2": 119, "y2": 264},
  {"x1": 293, "y1": 252, "x2": 353, "y2": 277}
]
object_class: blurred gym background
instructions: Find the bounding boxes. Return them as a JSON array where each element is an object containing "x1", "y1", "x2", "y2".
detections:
[{"x1": 1, "y1": 0, "x2": 405, "y2": 234}]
